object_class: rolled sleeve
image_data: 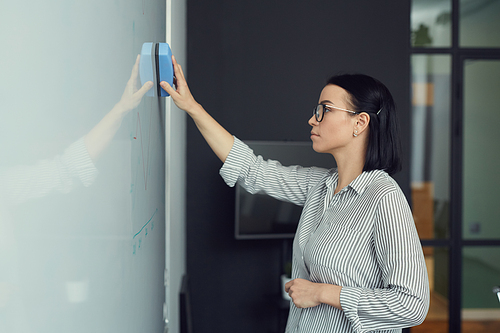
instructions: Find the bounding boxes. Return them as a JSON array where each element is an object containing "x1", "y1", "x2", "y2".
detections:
[
  {"x1": 219, "y1": 136, "x2": 256, "y2": 188},
  {"x1": 219, "y1": 136, "x2": 324, "y2": 207}
]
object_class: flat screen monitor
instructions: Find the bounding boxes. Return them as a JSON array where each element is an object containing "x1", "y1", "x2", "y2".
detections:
[{"x1": 235, "y1": 141, "x2": 335, "y2": 240}]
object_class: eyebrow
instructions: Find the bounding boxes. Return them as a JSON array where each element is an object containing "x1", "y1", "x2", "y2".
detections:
[{"x1": 319, "y1": 100, "x2": 334, "y2": 105}]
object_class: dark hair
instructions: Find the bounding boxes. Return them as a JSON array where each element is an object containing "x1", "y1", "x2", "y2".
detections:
[{"x1": 326, "y1": 74, "x2": 402, "y2": 175}]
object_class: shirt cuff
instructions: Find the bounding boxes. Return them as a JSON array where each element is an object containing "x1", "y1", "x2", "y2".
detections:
[
  {"x1": 219, "y1": 136, "x2": 254, "y2": 187},
  {"x1": 61, "y1": 137, "x2": 98, "y2": 187},
  {"x1": 340, "y1": 286, "x2": 363, "y2": 333}
]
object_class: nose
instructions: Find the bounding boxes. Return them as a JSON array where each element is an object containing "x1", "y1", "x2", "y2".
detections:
[{"x1": 308, "y1": 114, "x2": 318, "y2": 127}]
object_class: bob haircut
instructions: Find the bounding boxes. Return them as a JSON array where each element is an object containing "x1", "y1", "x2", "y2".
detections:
[{"x1": 326, "y1": 74, "x2": 402, "y2": 175}]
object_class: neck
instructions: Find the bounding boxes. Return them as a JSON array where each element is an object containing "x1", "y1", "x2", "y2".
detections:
[{"x1": 332, "y1": 147, "x2": 366, "y2": 195}]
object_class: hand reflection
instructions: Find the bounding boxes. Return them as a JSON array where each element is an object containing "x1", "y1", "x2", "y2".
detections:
[
  {"x1": 84, "y1": 55, "x2": 152, "y2": 162},
  {"x1": 116, "y1": 54, "x2": 154, "y2": 114},
  {"x1": 0, "y1": 56, "x2": 153, "y2": 206}
]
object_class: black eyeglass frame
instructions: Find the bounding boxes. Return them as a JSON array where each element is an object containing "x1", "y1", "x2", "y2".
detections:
[{"x1": 313, "y1": 103, "x2": 360, "y2": 122}]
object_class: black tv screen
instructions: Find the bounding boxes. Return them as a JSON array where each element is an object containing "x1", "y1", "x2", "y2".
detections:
[{"x1": 235, "y1": 141, "x2": 335, "y2": 240}]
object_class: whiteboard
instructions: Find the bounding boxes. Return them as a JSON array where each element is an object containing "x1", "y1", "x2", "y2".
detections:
[{"x1": 0, "y1": 1, "x2": 168, "y2": 332}]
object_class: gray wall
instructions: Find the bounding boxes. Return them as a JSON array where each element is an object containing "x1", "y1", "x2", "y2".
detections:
[{"x1": 186, "y1": 1, "x2": 411, "y2": 332}]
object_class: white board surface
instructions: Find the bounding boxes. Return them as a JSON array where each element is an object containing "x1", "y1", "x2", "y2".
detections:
[{"x1": 0, "y1": 1, "x2": 168, "y2": 332}]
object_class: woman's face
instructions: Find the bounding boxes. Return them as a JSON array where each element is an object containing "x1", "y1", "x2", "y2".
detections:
[{"x1": 308, "y1": 84, "x2": 357, "y2": 155}]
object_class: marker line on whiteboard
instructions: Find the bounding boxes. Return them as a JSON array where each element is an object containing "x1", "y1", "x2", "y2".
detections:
[
  {"x1": 133, "y1": 208, "x2": 158, "y2": 239},
  {"x1": 133, "y1": 108, "x2": 153, "y2": 190}
]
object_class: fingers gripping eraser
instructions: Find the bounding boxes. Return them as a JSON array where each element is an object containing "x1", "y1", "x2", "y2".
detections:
[{"x1": 139, "y1": 42, "x2": 173, "y2": 97}]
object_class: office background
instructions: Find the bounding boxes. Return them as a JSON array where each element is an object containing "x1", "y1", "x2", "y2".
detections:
[
  {"x1": 186, "y1": 1, "x2": 411, "y2": 332},
  {"x1": 186, "y1": 0, "x2": 500, "y2": 332}
]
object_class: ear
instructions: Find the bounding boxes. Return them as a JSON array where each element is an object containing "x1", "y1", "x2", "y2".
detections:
[{"x1": 355, "y1": 112, "x2": 370, "y2": 135}]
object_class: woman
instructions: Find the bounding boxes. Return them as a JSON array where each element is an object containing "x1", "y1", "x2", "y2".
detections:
[{"x1": 161, "y1": 56, "x2": 429, "y2": 333}]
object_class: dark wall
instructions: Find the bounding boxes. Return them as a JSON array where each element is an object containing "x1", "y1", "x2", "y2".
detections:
[{"x1": 186, "y1": 1, "x2": 410, "y2": 332}]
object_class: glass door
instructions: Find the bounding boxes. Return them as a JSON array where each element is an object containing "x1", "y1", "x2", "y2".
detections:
[
  {"x1": 411, "y1": 0, "x2": 500, "y2": 331},
  {"x1": 410, "y1": 54, "x2": 452, "y2": 333},
  {"x1": 461, "y1": 59, "x2": 500, "y2": 332}
]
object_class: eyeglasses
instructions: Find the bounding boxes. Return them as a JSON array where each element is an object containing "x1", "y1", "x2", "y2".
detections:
[{"x1": 313, "y1": 103, "x2": 359, "y2": 122}]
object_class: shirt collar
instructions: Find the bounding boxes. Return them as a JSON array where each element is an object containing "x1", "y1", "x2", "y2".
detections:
[
  {"x1": 349, "y1": 169, "x2": 386, "y2": 195},
  {"x1": 325, "y1": 169, "x2": 386, "y2": 196},
  {"x1": 325, "y1": 169, "x2": 339, "y2": 189}
]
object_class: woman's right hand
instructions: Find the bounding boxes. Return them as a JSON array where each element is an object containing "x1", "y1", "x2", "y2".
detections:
[
  {"x1": 161, "y1": 55, "x2": 234, "y2": 162},
  {"x1": 160, "y1": 55, "x2": 202, "y2": 115}
]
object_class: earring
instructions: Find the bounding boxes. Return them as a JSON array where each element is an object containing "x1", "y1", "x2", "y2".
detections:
[{"x1": 353, "y1": 129, "x2": 358, "y2": 137}]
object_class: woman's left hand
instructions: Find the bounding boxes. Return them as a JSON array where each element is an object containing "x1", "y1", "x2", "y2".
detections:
[{"x1": 285, "y1": 278, "x2": 342, "y2": 309}]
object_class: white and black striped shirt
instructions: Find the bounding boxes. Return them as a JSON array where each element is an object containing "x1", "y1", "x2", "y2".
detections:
[{"x1": 220, "y1": 137, "x2": 429, "y2": 333}]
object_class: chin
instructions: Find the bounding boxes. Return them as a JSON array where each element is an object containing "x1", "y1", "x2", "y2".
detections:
[
  {"x1": 311, "y1": 142, "x2": 335, "y2": 156},
  {"x1": 311, "y1": 142, "x2": 326, "y2": 154}
]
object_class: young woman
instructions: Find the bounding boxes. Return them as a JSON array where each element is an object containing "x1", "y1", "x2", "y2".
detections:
[{"x1": 161, "y1": 56, "x2": 429, "y2": 333}]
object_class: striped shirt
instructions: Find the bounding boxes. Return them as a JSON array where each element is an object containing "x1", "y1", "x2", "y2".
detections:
[{"x1": 220, "y1": 137, "x2": 429, "y2": 333}]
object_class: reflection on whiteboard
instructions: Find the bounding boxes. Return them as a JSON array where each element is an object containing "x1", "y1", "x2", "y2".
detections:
[
  {"x1": 0, "y1": 1, "x2": 167, "y2": 332},
  {"x1": 131, "y1": 97, "x2": 165, "y2": 256}
]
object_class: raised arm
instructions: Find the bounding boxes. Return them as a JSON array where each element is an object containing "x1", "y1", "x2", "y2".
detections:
[{"x1": 160, "y1": 56, "x2": 234, "y2": 162}]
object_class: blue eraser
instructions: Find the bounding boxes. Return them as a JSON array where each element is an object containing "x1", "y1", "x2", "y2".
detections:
[
  {"x1": 158, "y1": 43, "x2": 173, "y2": 97},
  {"x1": 140, "y1": 42, "x2": 155, "y2": 97},
  {"x1": 139, "y1": 42, "x2": 173, "y2": 97}
]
